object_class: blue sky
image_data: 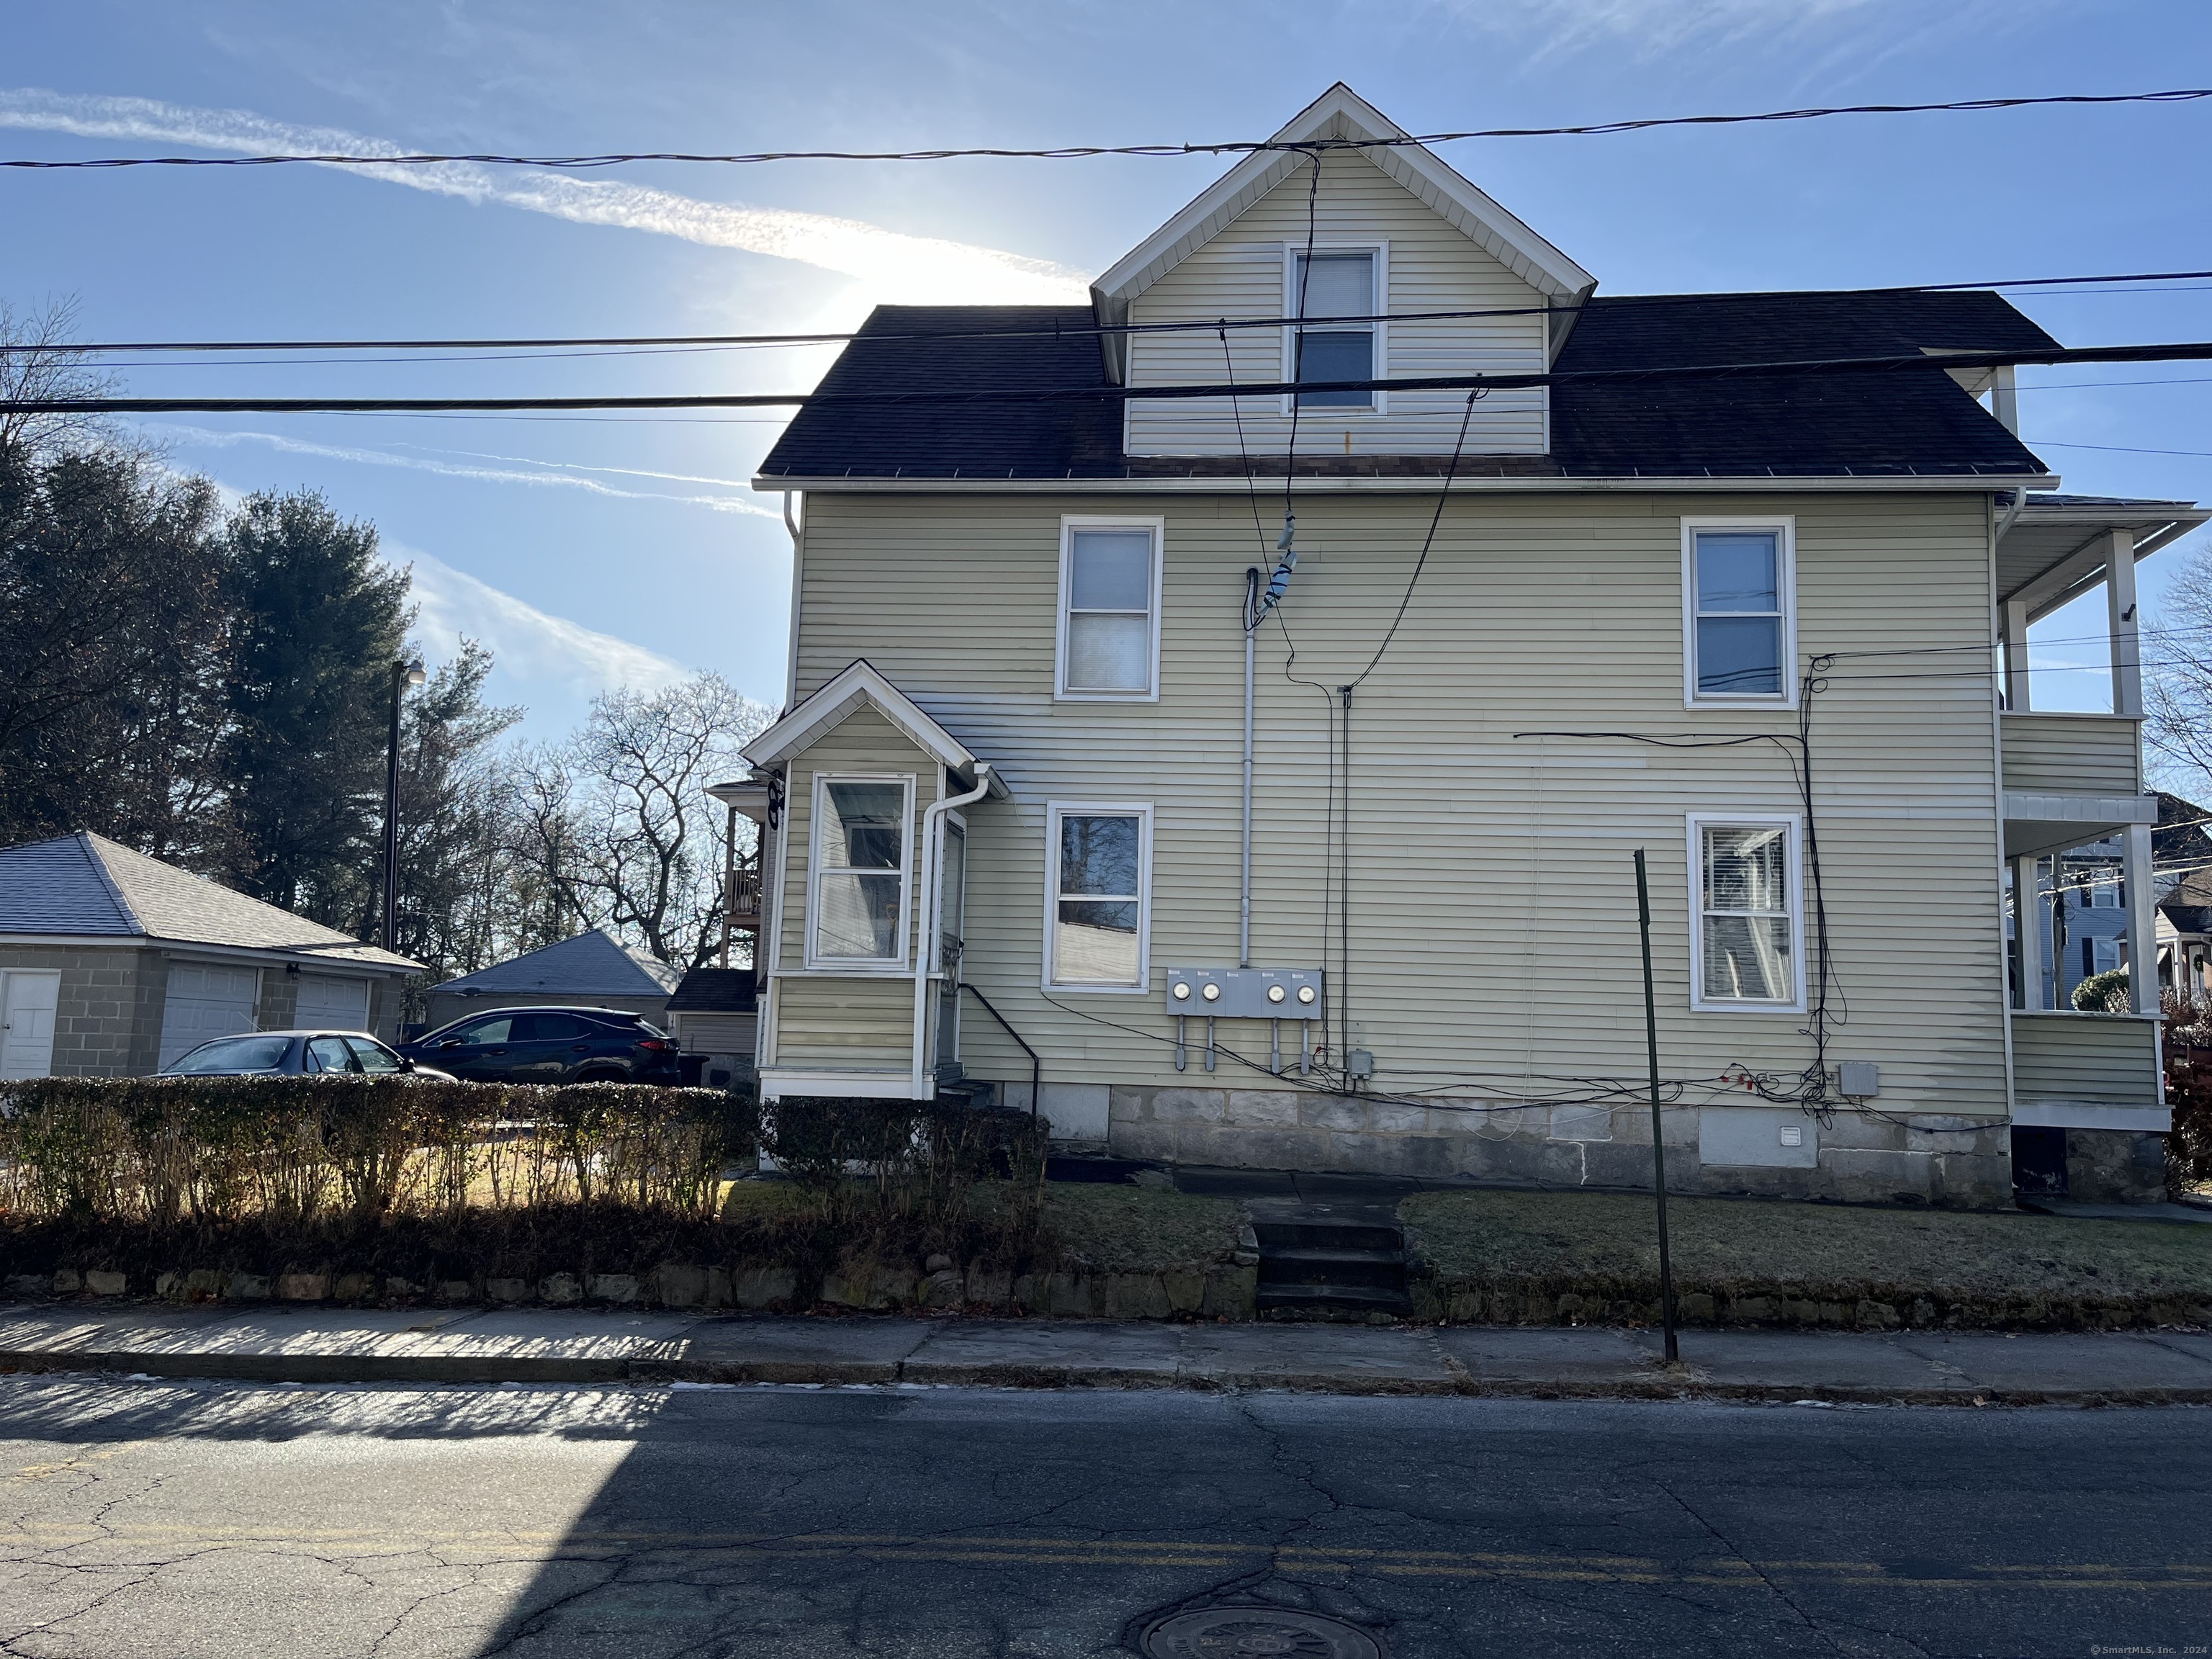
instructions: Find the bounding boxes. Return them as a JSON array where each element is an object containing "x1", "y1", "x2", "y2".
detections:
[{"x1": 3, "y1": 1, "x2": 2208, "y2": 737}]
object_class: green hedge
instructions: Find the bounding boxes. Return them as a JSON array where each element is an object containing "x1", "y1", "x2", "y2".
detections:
[
  {"x1": 0, "y1": 1076, "x2": 755, "y2": 1224},
  {"x1": 760, "y1": 1094, "x2": 1048, "y2": 1236}
]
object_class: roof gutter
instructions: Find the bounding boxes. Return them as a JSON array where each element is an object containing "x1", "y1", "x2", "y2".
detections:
[
  {"x1": 752, "y1": 472, "x2": 2060, "y2": 496},
  {"x1": 0, "y1": 934, "x2": 422, "y2": 973}
]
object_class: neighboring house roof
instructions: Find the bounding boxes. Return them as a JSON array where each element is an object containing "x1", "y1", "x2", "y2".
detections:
[
  {"x1": 428, "y1": 927, "x2": 681, "y2": 998},
  {"x1": 2157, "y1": 792, "x2": 2212, "y2": 935},
  {"x1": 666, "y1": 968, "x2": 759, "y2": 1015},
  {"x1": 0, "y1": 832, "x2": 419, "y2": 970},
  {"x1": 757, "y1": 290, "x2": 2055, "y2": 485}
]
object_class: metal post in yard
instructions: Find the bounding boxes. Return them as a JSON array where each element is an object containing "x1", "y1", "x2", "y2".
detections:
[
  {"x1": 1635, "y1": 848, "x2": 1680, "y2": 1364},
  {"x1": 382, "y1": 657, "x2": 425, "y2": 953}
]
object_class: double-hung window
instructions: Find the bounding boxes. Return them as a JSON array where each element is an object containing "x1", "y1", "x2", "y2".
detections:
[
  {"x1": 1689, "y1": 815, "x2": 1804, "y2": 1010},
  {"x1": 809, "y1": 775, "x2": 912, "y2": 968},
  {"x1": 1288, "y1": 248, "x2": 1379, "y2": 409},
  {"x1": 1058, "y1": 518, "x2": 1162, "y2": 699},
  {"x1": 1684, "y1": 519, "x2": 1795, "y2": 705},
  {"x1": 1045, "y1": 804, "x2": 1151, "y2": 990}
]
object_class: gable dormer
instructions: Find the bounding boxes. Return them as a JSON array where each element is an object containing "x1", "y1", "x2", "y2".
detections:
[{"x1": 1090, "y1": 84, "x2": 1596, "y2": 462}]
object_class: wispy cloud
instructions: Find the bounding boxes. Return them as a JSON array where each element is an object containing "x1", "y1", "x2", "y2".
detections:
[
  {"x1": 0, "y1": 89, "x2": 1089, "y2": 304},
  {"x1": 391, "y1": 541, "x2": 690, "y2": 698},
  {"x1": 1426, "y1": 0, "x2": 2022, "y2": 74},
  {"x1": 148, "y1": 423, "x2": 781, "y2": 516}
]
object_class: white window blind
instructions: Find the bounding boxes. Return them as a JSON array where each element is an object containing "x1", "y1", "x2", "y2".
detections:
[{"x1": 1697, "y1": 822, "x2": 1797, "y2": 1004}]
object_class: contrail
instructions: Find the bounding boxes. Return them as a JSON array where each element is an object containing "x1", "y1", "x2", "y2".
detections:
[
  {"x1": 150, "y1": 423, "x2": 782, "y2": 516},
  {"x1": 0, "y1": 89, "x2": 1089, "y2": 304}
]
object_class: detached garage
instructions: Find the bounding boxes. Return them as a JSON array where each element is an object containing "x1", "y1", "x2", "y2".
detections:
[{"x1": 0, "y1": 832, "x2": 420, "y2": 1079}]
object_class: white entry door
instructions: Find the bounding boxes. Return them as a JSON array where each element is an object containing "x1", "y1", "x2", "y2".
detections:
[
  {"x1": 0, "y1": 971, "x2": 60, "y2": 1079},
  {"x1": 158, "y1": 963, "x2": 261, "y2": 1069},
  {"x1": 296, "y1": 974, "x2": 370, "y2": 1032}
]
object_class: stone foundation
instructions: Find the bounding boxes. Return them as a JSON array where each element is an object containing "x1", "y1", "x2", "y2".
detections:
[{"x1": 1106, "y1": 1085, "x2": 2015, "y2": 1208}]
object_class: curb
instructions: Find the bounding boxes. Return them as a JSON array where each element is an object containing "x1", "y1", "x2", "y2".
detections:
[{"x1": 6, "y1": 1347, "x2": 2211, "y2": 1406}]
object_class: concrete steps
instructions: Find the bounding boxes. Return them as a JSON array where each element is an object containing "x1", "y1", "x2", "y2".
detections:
[{"x1": 1254, "y1": 1218, "x2": 1412, "y2": 1318}]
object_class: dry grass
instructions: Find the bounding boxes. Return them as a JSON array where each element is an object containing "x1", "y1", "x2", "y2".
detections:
[
  {"x1": 1044, "y1": 1183, "x2": 1246, "y2": 1274},
  {"x1": 1402, "y1": 1188, "x2": 2212, "y2": 1327}
]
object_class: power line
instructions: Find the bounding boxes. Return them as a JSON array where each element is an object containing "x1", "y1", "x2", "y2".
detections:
[
  {"x1": 5, "y1": 88, "x2": 2208, "y2": 171},
  {"x1": 16, "y1": 269, "x2": 2212, "y2": 356},
  {"x1": 15, "y1": 337, "x2": 2212, "y2": 417}
]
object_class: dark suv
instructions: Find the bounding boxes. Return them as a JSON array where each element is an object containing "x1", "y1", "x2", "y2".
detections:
[{"x1": 396, "y1": 1006, "x2": 680, "y2": 1085}]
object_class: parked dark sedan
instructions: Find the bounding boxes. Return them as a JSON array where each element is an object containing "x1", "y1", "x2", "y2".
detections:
[
  {"x1": 160, "y1": 1030, "x2": 457, "y2": 1080},
  {"x1": 395, "y1": 1006, "x2": 680, "y2": 1085}
]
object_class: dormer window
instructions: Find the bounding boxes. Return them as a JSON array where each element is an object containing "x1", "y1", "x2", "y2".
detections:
[{"x1": 1288, "y1": 248, "x2": 1380, "y2": 409}]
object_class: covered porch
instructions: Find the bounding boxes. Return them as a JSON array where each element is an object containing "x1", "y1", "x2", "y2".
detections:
[{"x1": 1996, "y1": 495, "x2": 2198, "y2": 1170}]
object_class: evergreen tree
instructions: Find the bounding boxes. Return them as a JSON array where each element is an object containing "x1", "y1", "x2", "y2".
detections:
[{"x1": 219, "y1": 490, "x2": 410, "y2": 927}]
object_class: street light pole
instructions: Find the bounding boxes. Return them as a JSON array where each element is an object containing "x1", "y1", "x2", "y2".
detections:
[{"x1": 382, "y1": 657, "x2": 426, "y2": 953}]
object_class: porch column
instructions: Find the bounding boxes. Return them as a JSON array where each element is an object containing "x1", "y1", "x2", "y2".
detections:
[
  {"x1": 2013, "y1": 853, "x2": 2045, "y2": 1010},
  {"x1": 2126, "y1": 822, "x2": 2158, "y2": 1015},
  {"x1": 2107, "y1": 529, "x2": 2142, "y2": 718},
  {"x1": 2000, "y1": 596, "x2": 2032, "y2": 711}
]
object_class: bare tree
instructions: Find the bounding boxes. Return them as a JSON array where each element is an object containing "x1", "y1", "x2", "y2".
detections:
[
  {"x1": 2149, "y1": 539, "x2": 2212, "y2": 793},
  {"x1": 0, "y1": 297, "x2": 122, "y2": 459},
  {"x1": 513, "y1": 674, "x2": 771, "y2": 969}
]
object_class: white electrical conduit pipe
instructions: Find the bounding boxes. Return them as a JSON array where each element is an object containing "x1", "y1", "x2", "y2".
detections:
[{"x1": 911, "y1": 763, "x2": 994, "y2": 1100}]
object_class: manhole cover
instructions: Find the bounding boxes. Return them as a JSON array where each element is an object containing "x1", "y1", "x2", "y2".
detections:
[{"x1": 1139, "y1": 1606, "x2": 1384, "y2": 1659}]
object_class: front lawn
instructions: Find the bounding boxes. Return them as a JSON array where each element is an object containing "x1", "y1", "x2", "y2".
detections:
[{"x1": 1401, "y1": 1188, "x2": 2212, "y2": 1328}]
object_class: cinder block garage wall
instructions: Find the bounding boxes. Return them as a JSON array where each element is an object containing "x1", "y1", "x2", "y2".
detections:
[{"x1": 0, "y1": 944, "x2": 165, "y2": 1078}]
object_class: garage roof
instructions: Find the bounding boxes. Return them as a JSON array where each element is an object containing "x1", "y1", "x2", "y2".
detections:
[{"x1": 0, "y1": 832, "x2": 419, "y2": 970}]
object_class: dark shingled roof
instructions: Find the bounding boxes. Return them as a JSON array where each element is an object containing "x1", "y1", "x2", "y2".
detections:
[
  {"x1": 666, "y1": 968, "x2": 759, "y2": 1014},
  {"x1": 763, "y1": 305, "x2": 1119, "y2": 481},
  {"x1": 429, "y1": 928, "x2": 680, "y2": 997},
  {"x1": 758, "y1": 292, "x2": 2056, "y2": 482}
]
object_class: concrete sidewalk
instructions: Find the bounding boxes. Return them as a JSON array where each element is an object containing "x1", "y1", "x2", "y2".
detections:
[{"x1": 6, "y1": 1303, "x2": 2212, "y2": 1403}]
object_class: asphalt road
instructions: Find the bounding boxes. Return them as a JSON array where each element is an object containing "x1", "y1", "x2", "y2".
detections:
[{"x1": 0, "y1": 1374, "x2": 2206, "y2": 1658}]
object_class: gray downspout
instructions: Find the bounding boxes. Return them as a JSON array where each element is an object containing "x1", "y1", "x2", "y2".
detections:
[{"x1": 1240, "y1": 567, "x2": 1258, "y2": 968}]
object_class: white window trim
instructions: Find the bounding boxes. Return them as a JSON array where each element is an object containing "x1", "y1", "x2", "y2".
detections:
[
  {"x1": 1055, "y1": 516, "x2": 1165, "y2": 703},
  {"x1": 1686, "y1": 812, "x2": 1807, "y2": 1014},
  {"x1": 1681, "y1": 516, "x2": 1797, "y2": 710},
  {"x1": 1279, "y1": 241, "x2": 1389, "y2": 417},
  {"x1": 804, "y1": 770, "x2": 916, "y2": 973},
  {"x1": 1041, "y1": 800, "x2": 1154, "y2": 994}
]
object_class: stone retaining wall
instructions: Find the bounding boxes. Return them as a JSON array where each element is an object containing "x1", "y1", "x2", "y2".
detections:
[{"x1": 6, "y1": 1258, "x2": 1259, "y2": 1320}]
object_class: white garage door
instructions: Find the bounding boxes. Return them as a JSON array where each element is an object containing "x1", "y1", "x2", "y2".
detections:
[
  {"x1": 158, "y1": 963, "x2": 261, "y2": 1069},
  {"x1": 296, "y1": 974, "x2": 370, "y2": 1032},
  {"x1": 0, "y1": 970, "x2": 60, "y2": 1079}
]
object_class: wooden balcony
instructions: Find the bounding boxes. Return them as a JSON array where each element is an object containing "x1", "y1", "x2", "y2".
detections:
[{"x1": 729, "y1": 863, "x2": 762, "y2": 932}]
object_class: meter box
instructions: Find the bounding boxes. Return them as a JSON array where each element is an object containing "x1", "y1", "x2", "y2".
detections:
[{"x1": 1164, "y1": 968, "x2": 1323, "y2": 1019}]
